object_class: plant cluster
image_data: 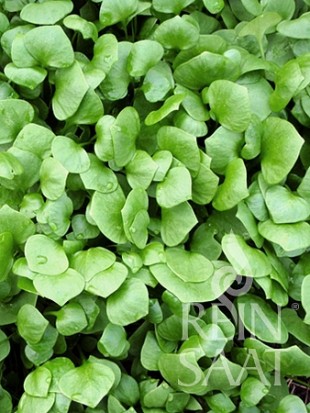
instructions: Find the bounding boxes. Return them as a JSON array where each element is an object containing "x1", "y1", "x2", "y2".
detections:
[{"x1": 0, "y1": 0, "x2": 310, "y2": 412}]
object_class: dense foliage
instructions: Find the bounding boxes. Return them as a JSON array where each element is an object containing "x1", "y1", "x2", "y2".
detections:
[{"x1": 0, "y1": 0, "x2": 310, "y2": 411}]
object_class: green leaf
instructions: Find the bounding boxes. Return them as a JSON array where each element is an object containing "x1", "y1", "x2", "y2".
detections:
[
  {"x1": 161, "y1": 202, "x2": 198, "y2": 247},
  {"x1": 261, "y1": 117, "x2": 304, "y2": 185},
  {"x1": 158, "y1": 352, "x2": 205, "y2": 394},
  {"x1": 43, "y1": 357, "x2": 75, "y2": 393},
  {"x1": 206, "y1": 392, "x2": 235, "y2": 413},
  {"x1": 222, "y1": 234, "x2": 271, "y2": 278},
  {"x1": 4, "y1": 64, "x2": 47, "y2": 90},
  {"x1": 141, "y1": 331, "x2": 163, "y2": 371},
  {"x1": 14, "y1": 123, "x2": 55, "y2": 159},
  {"x1": 153, "y1": 0, "x2": 195, "y2": 14},
  {"x1": 107, "y1": 278, "x2": 149, "y2": 326},
  {"x1": 100, "y1": 42, "x2": 132, "y2": 101},
  {"x1": 265, "y1": 185, "x2": 310, "y2": 223},
  {"x1": 156, "y1": 167, "x2": 192, "y2": 208},
  {"x1": 20, "y1": 1, "x2": 73, "y2": 24},
  {"x1": 157, "y1": 126, "x2": 200, "y2": 175},
  {"x1": 208, "y1": 80, "x2": 251, "y2": 132},
  {"x1": 0, "y1": 99, "x2": 34, "y2": 144},
  {"x1": 34, "y1": 269, "x2": 85, "y2": 306},
  {"x1": 80, "y1": 154, "x2": 118, "y2": 193},
  {"x1": 99, "y1": 0, "x2": 138, "y2": 28},
  {"x1": 281, "y1": 308, "x2": 310, "y2": 345},
  {"x1": 277, "y1": 13, "x2": 310, "y2": 39},
  {"x1": 205, "y1": 126, "x2": 244, "y2": 175},
  {"x1": 0, "y1": 386, "x2": 12, "y2": 413},
  {"x1": 277, "y1": 395, "x2": 307, "y2": 413},
  {"x1": 52, "y1": 136, "x2": 90, "y2": 173},
  {"x1": 0, "y1": 152, "x2": 23, "y2": 180},
  {"x1": 240, "y1": 377, "x2": 269, "y2": 407},
  {"x1": 54, "y1": 302, "x2": 87, "y2": 335},
  {"x1": 0, "y1": 232, "x2": 13, "y2": 282},
  {"x1": 85, "y1": 262, "x2": 128, "y2": 298},
  {"x1": 18, "y1": 393, "x2": 55, "y2": 413},
  {"x1": 269, "y1": 60, "x2": 304, "y2": 112},
  {"x1": 0, "y1": 205, "x2": 35, "y2": 245},
  {"x1": 71, "y1": 247, "x2": 115, "y2": 282},
  {"x1": 17, "y1": 304, "x2": 49, "y2": 345},
  {"x1": 24, "y1": 26, "x2": 74, "y2": 68},
  {"x1": 121, "y1": 188, "x2": 149, "y2": 248},
  {"x1": 25, "y1": 234, "x2": 69, "y2": 275},
  {"x1": 125, "y1": 150, "x2": 158, "y2": 189},
  {"x1": 203, "y1": 0, "x2": 224, "y2": 14},
  {"x1": 24, "y1": 366, "x2": 52, "y2": 397},
  {"x1": 59, "y1": 359, "x2": 115, "y2": 408},
  {"x1": 301, "y1": 275, "x2": 310, "y2": 324},
  {"x1": 174, "y1": 50, "x2": 242, "y2": 90},
  {"x1": 145, "y1": 93, "x2": 185, "y2": 126},
  {"x1": 89, "y1": 187, "x2": 127, "y2": 244},
  {"x1": 263, "y1": 345, "x2": 310, "y2": 376},
  {"x1": 212, "y1": 158, "x2": 249, "y2": 211},
  {"x1": 166, "y1": 248, "x2": 213, "y2": 282},
  {"x1": 154, "y1": 16, "x2": 200, "y2": 50},
  {"x1": 142, "y1": 62, "x2": 174, "y2": 102},
  {"x1": 127, "y1": 40, "x2": 164, "y2": 77},
  {"x1": 258, "y1": 220, "x2": 310, "y2": 253},
  {"x1": 0, "y1": 329, "x2": 10, "y2": 362},
  {"x1": 111, "y1": 106, "x2": 140, "y2": 167},
  {"x1": 40, "y1": 157, "x2": 68, "y2": 200},
  {"x1": 52, "y1": 61, "x2": 89, "y2": 120},
  {"x1": 63, "y1": 14, "x2": 98, "y2": 41},
  {"x1": 236, "y1": 294, "x2": 288, "y2": 343},
  {"x1": 238, "y1": 12, "x2": 282, "y2": 57},
  {"x1": 66, "y1": 88, "x2": 104, "y2": 126},
  {"x1": 192, "y1": 152, "x2": 219, "y2": 205},
  {"x1": 151, "y1": 261, "x2": 236, "y2": 302},
  {"x1": 98, "y1": 323, "x2": 128, "y2": 358}
]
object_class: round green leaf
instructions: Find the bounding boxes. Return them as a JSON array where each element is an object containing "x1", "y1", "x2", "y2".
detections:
[
  {"x1": 150, "y1": 262, "x2": 236, "y2": 303},
  {"x1": 52, "y1": 136, "x2": 90, "y2": 173},
  {"x1": 52, "y1": 61, "x2": 88, "y2": 120},
  {"x1": 24, "y1": 366, "x2": 52, "y2": 397},
  {"x1": 4, "y1": 63, "x2": 47, "y2": 89},
  {"x1": 18, "y1": 393, "x2": 55, "y2": 413},
  {"x1": 71, "y1": 247, "x2": 116, "y2": 282},
  {"x1": 161, "y1": 202, "x2": 198, "y2": 247},
  {"x1": 25, "y1": 234, "x2": 69, "y2": 275},
  {"x1": 157, "y1": 126, "x2": 200, "y2": 175},
  {"x1": 277, "y1": 13, "x2": 310, "y2": 39},
  {"x1": 125, "y1": 150, "x2": 158, "y2": 189},
  {"x1": 80, "y1": 154, "x2": 118, "y2": 193},
  {"x1": 302, "y1": 275, "x2": 310, "y2": 324},
  {"x1": 212, "y1": 158, "x2": 249, "y2": 211},
  {"x1": 63, "y1": 14, "x2": 98, "y2": 41},
  {"x1": 222, "y1": 234, "x2": 272, "y2": 278},
  {"x1": 34, "y1": 269, "x2": 85, "y2": 306},
  {"x1": 154, "y1": 16, "x2": 200, "y2": 50},
  {"x1": 17, "y1": 304, "x2": 49, "y2": 345},
  {"x1": 156, "y1": 167, "x2": 192, "y2": 208},
  {"x1": 208, "y1": 80, "x2": 251, "y2": 132},
  {"x1": 127, "y1": 40, "x2": 164, "y2": 77},
  {"x1": 20, "y1": 1, "x2": 73, "y2": 24},
  {"x1": 23, "y1": 26, "x2": 74, "y2": 68},
  {"x1": 153, "y1": 0, "x2": 195, "y2": 14},
  {"x1": 40, "y1": 157, "x2": 68, "y2": 200},
  {"x1": 89, "y1": 187, "x2": 127, "y2": 244},
  {"x1": 236, "y1": 294, "x2": 288, "y2": 344},
  {"x1": 59, "y1": 359, "x2": 115, "y2": 408},
  {"x1": 85, "y1": 262, "x2": 128, "y2": 298},
  {"x1": 99, "y1": 0, "x2": 138, "y2": 28},
  {"x1": 0, "y1": 205, "x2": 35, "y2": 245},
  {"x1": 258, "y1": 220, "x2": 310, "y2": 253},
  {"x1": 0, "y1": 99, "x2": 34, "y2": 144},
  {"x1": 107, "y1": 278, "x2": 149, "y2": 326},
  {"x1": 277, "y1": 395, "x2": 307, "y2": 413},
  {"x1": 261, "y1": 117, "x2": 304, "y2": 185},
  {"x1": 54, "y1": 302, "x2": 87, "y2": 336},
  {"x1": 265, "y1": 185, "x2": 310, "y2": 224},
  {"x1": 166, "y1": 248, "x2": 213, "y2": 282}
]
